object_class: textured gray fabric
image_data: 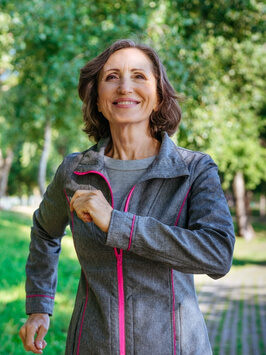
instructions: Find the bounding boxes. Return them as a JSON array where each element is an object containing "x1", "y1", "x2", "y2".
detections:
[
  {"x1": 25, "y1": 132, "x2": 235, "y2": 355},
  {"x1": 104, "y1": 155, "x2": 156, "y2": 209}
]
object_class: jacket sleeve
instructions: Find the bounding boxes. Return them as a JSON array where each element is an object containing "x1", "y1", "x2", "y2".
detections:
[
  {"x1": 106, "y1": 155, "x2": 235, "y2": 279},
  {"x1": 25, "y1": 161, "x2": 70, "y2": 316}
]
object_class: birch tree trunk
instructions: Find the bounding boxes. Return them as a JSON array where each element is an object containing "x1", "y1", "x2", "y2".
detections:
[
  {"x1": 38, "y1": 120, "x2": 52, "y2": 196},
  {"x1": 260, "y1": 194, "x2": 266, "y2": 218},
  {"x1": 232, "y1": 171, "x2": 255, "y2": 240},
  {"x1": 0, "y1": 147, "x2": 14, "y2": 200}
]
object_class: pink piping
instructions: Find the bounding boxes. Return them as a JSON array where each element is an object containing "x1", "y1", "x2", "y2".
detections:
[
  {"x1": 125, "y1": 185, "x2": 136, "y2": 251},
  {"x1": 124, "y1": 185, "x2": 136, "y2": 212},
  {"x1": 77, "y1": 277, "x2": 89, "y2": 355},
  {"x1": 64, "y1": 188, "x2": 89, "y2": 355},
  {"x1": 172, "y1": 186, "x2": 191, "y2": 355},
  {"x1": 74, "y1": 170, "x2": 114, "y2": 208},
  {"x1": 26, "y1": 295, "x2": 54, "y2": 299},
  {"x1": 73, "y1": 170, "x2": 126, "y2": 354},
  {"x1": 174, "y1": 187, "x2": 191, "y2": 226},
  {"x1": 115, "y1": 251, "x2": 126, "y2": 355},
  {"x1": 127, "y1": 215, "x2": 136, "y2": 251},
  {"x1": 171, "y1": 269, "x2": 176, "y2": 355}
]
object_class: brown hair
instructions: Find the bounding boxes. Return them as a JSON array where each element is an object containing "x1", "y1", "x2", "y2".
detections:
[{"x1": 78, "y1": 39, "x2": 182, "y2": 142}]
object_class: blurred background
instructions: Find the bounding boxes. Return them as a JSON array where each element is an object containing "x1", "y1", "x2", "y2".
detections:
[{"x1": 0, "y1": 1, "x2": 265, "y2": 354}]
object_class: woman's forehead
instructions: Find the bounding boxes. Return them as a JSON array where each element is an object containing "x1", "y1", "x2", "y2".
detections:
[{"x1": 102, "y1": 48, "x2": 154, "y2": 72}]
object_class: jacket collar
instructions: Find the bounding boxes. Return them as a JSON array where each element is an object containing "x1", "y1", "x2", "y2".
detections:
[{"x1": 74, "y1": 132, "x2": 190, "y2": 180}]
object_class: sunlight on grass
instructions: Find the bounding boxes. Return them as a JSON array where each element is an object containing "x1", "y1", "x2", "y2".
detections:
[
  {"x1": 61, "y1": 234, "x2": 77, "y2": 260},
  {"x1": 0, "y1": 284, "x2": 25, "y2": 303}
]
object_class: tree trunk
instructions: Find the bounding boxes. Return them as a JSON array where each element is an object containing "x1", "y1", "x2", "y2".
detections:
[
  {"x1": 0, "y1": 147, "x2": 14, "y2": 204},
  {"x1": 260, "y1": 194, "x2": 266, "y2": 218},
  {"x1": 38, "y1": 120, "x2": 52, "y2": 196},
  {"x1": 232, "y1": 171, "x2": 255, "y2": 240}
]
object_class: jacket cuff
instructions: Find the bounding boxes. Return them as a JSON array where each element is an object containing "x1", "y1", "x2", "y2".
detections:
[
  {"x1": 106, "y1": 209, "x2": 136, "y2": 250},
  {"x1": 26, "y1": 294, "x2": 54, "y2": 316}
]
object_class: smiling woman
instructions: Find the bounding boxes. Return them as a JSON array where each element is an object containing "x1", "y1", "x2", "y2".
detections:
[
  {"x1": 79, "y1": 39, "x2": 182, "y2": 143},
  {"x1": 97, "y1": 48, "x2": 158, "y2": 126},
  {"x1": 19, "y1": 39, "x2": 235, "y2": 355}
]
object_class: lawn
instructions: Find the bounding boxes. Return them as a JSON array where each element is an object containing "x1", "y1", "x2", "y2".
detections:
[
  {"x1": 0, "y1": 210, "x2": 80, "y2": 355},
  {"x1": 0, "y1": 210, "x2": 265, "y2": 354}
]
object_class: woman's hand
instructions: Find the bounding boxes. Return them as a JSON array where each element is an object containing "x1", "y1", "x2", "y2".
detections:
[
  {"x1": 70, "y1": 190, "x2": 113, "y2": 233},
  {"x1": 19, "y1": 313, "x2": 50, "y2": 354}
]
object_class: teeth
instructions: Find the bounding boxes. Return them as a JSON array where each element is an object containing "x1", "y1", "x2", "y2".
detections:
[{"x1": 116, "y1": 101, "x2": 136, "y2": 105}]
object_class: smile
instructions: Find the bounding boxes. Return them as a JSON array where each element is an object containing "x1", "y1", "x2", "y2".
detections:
[{"x1": 113, "y1": 99, "x2": 140, "y2": 106}]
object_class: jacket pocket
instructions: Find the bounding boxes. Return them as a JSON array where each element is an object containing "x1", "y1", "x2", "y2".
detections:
[
  {"x1": 65, "y1": 299, "x2": 85, "y2": 355},
  {"x1": 131, "y1": 295, "x2": 174, "y2": 355},
  {"x1": 174, "y1": 302, "x2": 181, "y2": 355}
]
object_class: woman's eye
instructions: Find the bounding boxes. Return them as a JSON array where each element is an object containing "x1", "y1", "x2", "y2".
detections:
[
  {"x1": 135, "y1": 74, "x2": 145, "y2": 80},
  {"x1": 106, "y1": 74, "x2": 118, "y2": 81}
]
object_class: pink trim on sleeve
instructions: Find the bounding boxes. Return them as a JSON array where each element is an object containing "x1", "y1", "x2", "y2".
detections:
[{"x1": 26, "y1": 295, "x2": 54, "y2": 299}]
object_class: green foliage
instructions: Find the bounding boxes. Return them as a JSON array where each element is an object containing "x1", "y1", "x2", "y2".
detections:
[{"x1": 0, "y1": 0, "x2": 265, "y2": 194}]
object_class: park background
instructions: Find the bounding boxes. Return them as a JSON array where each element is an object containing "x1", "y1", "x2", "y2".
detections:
[{"x1": 0, "y1": 0, "x2": 265, "y2": 354}]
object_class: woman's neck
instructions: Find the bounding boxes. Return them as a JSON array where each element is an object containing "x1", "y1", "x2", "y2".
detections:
[{"x1": 105, "y1": 124, "x2": 161, "y2": 160}]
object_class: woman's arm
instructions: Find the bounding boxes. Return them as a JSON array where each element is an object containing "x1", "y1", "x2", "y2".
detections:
[
  {"x1": 20, "y1": 159, "x2": 70, "y2": 352},
  {"x1": 106, "y1": 156, "x2": 235, "y2": 278}
]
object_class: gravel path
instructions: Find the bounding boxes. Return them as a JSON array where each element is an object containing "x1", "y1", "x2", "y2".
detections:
[{"x1": 195, "y1": 265, "x2": 266, "y2": 355}]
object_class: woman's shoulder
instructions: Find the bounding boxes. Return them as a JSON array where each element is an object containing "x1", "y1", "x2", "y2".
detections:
[
  {"x1": 58, "y1": 144, "x2": 98, "y2": 174},
  {"x1": 174, "y1": 145, "x2": 218, "y2": 175}
]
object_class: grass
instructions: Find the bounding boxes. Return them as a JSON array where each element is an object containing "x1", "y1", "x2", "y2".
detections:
[
  {"x1": 232, "y1": 223, "x2": 266, "y2": 268},
  {"x1": 0, "y1": 210, "x2": 80, "y2": 355},
  {"x1": 0, "y1": 210, "x2": 265, "y2": 354}
]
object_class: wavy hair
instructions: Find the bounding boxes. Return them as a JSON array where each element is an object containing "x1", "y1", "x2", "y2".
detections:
[{"x1": 78, "y1": 39, "x2": 182, "y2": 142}]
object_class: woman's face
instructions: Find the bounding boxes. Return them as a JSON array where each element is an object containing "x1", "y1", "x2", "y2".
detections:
[{"x1": 97, "y1": 48, "x2": 158, "y2": 130}]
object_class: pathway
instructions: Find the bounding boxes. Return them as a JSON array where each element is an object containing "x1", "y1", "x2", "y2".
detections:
[{"x1": 195, "y1": 265, "x2": 266, "y2": 355}]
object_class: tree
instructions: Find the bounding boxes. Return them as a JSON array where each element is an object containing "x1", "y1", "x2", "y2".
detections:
[
  {"x1": 1, "y1": 0, "x2": 265, "y2": 239},
  {"x1": 165, "y1": 0, "x2": 266, "y2": 239},
  {"x1": 1, "y1": 0, "x2": 157, "y2": 195}
]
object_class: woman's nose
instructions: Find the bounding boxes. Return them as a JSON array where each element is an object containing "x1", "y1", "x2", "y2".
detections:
[{"x1": 117, "y1": 77, "x2": 133, "y2": 94}]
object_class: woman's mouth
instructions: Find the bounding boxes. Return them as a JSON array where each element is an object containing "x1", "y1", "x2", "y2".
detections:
[{"x1": 113, "y1": 99, "x2": 140, "y2": 107}]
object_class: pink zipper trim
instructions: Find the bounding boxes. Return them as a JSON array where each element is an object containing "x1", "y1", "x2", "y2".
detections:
[
  {"x1": 113, "y1": 185, "x2": 136, "y2": 354},
  {"x1": 114, "y1": 249, "x2": 126, "y2": 355},
  {"x1": 171, "y1": 186, "x2": 191, "y2": 355},
  {"x1": 73, "y1": 170, "x2": 127, "y2": 354},
  {"x1": 171, "y1": 269, "x2": 176, "y2": 355}
]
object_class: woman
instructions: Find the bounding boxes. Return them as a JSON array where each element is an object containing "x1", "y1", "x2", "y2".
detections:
[{"x1": 20, "y1": 39, "x2": 235, "y2": 355}]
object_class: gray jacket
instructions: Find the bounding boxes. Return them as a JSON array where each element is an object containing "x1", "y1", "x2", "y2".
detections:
[{"x1": 25, "y1": 132, "x2": 235, "y2": 355}]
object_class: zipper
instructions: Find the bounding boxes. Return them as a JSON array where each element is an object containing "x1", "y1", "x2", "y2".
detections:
[
  {"x1": 73, "y1": 170, "x2": 136, "y2": 355},
  {"x1": 114, "y1": 248, "x2": 125, "y2": 355}
]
